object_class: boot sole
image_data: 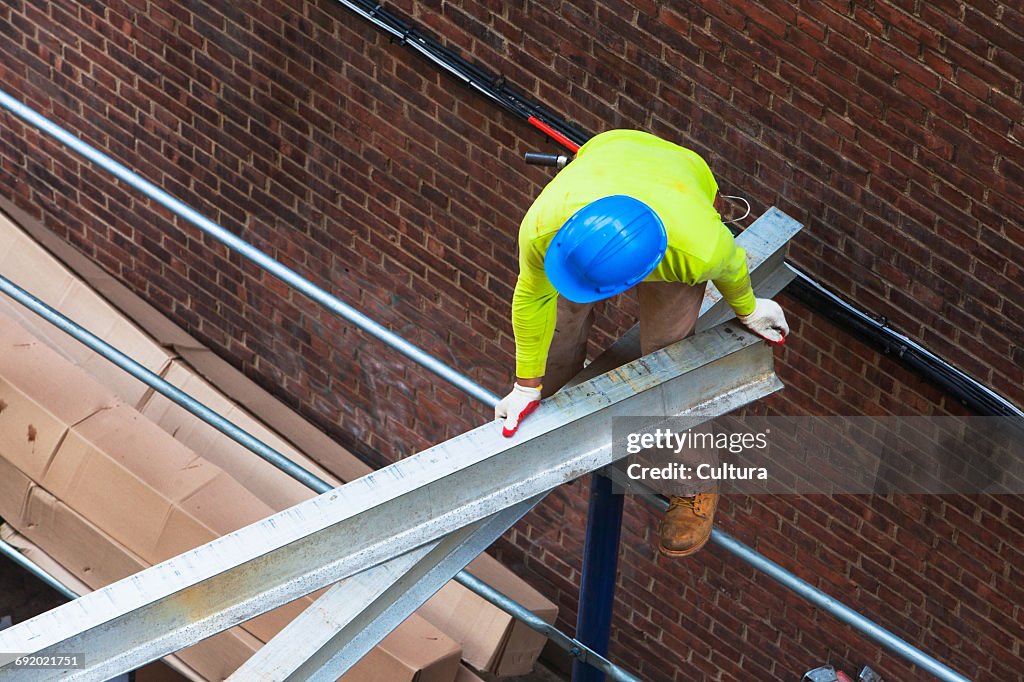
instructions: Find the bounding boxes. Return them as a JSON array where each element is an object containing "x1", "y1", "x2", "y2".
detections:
[{"x1": 657, "y1": 530, "x2": 712, "y2": 558}]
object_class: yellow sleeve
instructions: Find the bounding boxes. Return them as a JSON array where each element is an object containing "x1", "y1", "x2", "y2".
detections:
[
  {"x1": 511, "y1": 230, "x2": 559, "y2": 379},
  {"x1": 705, "y1": 224, "x2": 756, "y2": 316}
]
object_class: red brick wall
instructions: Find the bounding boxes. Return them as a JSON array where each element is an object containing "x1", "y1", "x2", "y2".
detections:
[{"x1": 1, "y1": 1, "x2": 1021, "y2": 679}]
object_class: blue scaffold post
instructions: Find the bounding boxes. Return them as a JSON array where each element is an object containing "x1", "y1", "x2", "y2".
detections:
[{"x1": 572, "y1": 473, "x2": 625, "y2": 682}]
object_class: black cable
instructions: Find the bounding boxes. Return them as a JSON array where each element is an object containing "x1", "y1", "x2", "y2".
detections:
[
  {"x1": 334, "y1": 0, "x2": 590, "y2": 146},
  {"x1": 787, "y1": 270, "x2": 1023, "y2": 417}
]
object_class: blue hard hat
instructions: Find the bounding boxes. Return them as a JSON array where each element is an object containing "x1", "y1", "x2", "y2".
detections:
[{"x1": 544, "y1": 195, "x2": 667, "y2": 303}]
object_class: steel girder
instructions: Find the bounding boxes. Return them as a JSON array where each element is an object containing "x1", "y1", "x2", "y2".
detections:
[
  {"x1": 0, "y1": 325, "x2": 780, "y2": 680},
  {"x1": 235, "y1": 207, "x2": 803, "y2": 681}
]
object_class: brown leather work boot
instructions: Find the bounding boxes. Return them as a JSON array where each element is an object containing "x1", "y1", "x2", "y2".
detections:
[{"x1": 658, "y1": 487, "x2": 719, "y2": 557}]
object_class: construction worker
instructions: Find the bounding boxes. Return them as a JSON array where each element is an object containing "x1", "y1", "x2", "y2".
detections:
[{"x1": 496, "y1": 129, "x2": 789, "y2": 557}]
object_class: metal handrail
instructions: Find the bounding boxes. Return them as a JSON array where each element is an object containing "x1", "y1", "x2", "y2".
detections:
[
  {"x1": 0, "y1": 89, "x2": 498, "y2": 409},
  {"x1": 0, "y1": 538, "x2": 78, "y2": 601},
  {"x1": 709, "y1": 529, "x2": 971, "y2": 682}
]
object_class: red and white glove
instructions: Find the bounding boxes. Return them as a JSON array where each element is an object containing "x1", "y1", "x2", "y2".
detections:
[
  {"x1": 738, "y1": 298, "x2": 790, "y2": 344},
  {"x1": 495, "y1": 383, "x2": 542, "y2": 437}
]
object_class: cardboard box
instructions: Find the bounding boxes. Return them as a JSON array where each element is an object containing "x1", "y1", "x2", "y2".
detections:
[
  {"x1": 0, "y1": 524, "x2": 89, "y2": 592},
  {"x1": 0, "y1": 374, "x2": 66, "y2": 481},
  {"x1": 139, "y1": 360, "x2": 339, "y2": 511},
  {"x1": 6, "y1": 384, "x2": 266, "y2": 561},
  {"x1": 0, "y1": 322, "x2": 313, "y2": 659},
  {"x1": 35, "y1": 404, "x2": 341, "y2": 646},
  {"x1": 0, "y1": 213, "x2": 18, "y2": 262},
  {"x1": 0, "y1": 314, "x2": 116, "y2": 480},
  {"x1": 1, "y1": 203, "x2": 548, "y2": 682},
  {"x1": 0, "y1": 215, "x2": 174, "y2": 406},
  {"x1": 52, "y1": 281, "x2": 176, "y2": 406},
  {"x1": 17, "y1": 484, "x2": 280, "y2": 674},
  {"x1": 0, "y1": 324, "x2": 321, "y2": 646},
  {"x1": 454, "y1": 664, "x2": 485, "y2": 682},
  {"x1": 0, "y1": 227, "x2": 74, "y2": 309},
  {"x1": 135, "y1": 661, "x2": 194, "y2": 682},
  {"x1": 172, "y1": 345, "x2": 373, "y2": 483},
  {"x1": 39, "y1": 403, "x2": 246, "y2": 563},
  {"x1": 19, "y1": 486, "x2": 150, "y2": 589},
  {"x1": 344, "y1": 615, "x2": 462, "y2": 682},
  {"x1": 0, "y1": 207, "x2": 355, "y2": 489},
  {"x1": 0, "y1": 454, "x2": 34, "y2": 529},
  {"x1": 418, "y1": 553, "x2": 558, "y2": 677},
  {"x1": 31, "y1": 398, "x2": 330, "y2": 641},
  {"x1": 220, "y1": 611, "x2": 463, "y2": 682}
]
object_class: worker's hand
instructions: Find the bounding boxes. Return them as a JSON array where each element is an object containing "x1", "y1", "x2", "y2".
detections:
[
  {"x1": 495, "y1": 383, "x2": 542, "y2": 437},
  {"x1": 738, "y1": 298, "x2": 790, "y2": 344}
]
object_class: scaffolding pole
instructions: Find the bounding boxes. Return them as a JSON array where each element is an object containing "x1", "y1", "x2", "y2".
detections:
[
  {"x1": 0, "y1": 88, "x2": 498, "y2": 408},
  {"x1": 0, "y1": 538, "x2": 79, "y2": 602}
]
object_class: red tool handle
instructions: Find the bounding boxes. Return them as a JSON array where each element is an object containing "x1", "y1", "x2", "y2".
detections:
[{"x1": 527, "y1": 116, "x2": 580, "y2": 153}]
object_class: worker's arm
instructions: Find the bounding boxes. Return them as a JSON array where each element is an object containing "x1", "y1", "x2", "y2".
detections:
[
  {"x1": 706, "y1": 224, "x2": 757, "y2": 317},
  {"x1": 496, "y1": 232, "x2": 557, "y2": 436},
  {"x1": 706, "y1": 225, "x2": 789, "y2": 343},
  {"x1": 511, "y1": 275, "x2": 558, "y2": 380},
  {"x1": 509, "y1": 218, "x2": 562, "y2": 377}
]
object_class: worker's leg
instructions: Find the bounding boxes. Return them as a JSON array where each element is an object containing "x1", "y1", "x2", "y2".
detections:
[
  {"x1": 636, "y1": 281, "x2": 721, "y2": 558},
  {"x1": 541, "y1": 296, "x2": 596, "y2": 399},
  {"x1": 637, "y1": 281, "x2": 706, "y2": 354}
]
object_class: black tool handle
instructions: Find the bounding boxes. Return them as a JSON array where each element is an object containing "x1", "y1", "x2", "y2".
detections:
[{"x1": 524, "y1": 152, "x2": 571, "y2": 168}]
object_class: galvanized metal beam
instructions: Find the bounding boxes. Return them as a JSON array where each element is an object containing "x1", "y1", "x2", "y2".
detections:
[
  {"x1": 242, "y1": 207, "x2": 803, "y2": 681},
  {"x1": 0, "y1": 322, "x2": 780, "y2": 680},
  {"x1": 227, "y1": 499, "x2": 540, "y2": 682},
  {"x1": 242, "y1": 500, "x2": 643, "y2": 682}
]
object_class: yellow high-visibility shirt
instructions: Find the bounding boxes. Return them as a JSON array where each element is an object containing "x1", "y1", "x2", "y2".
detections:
[{"x1": 512, "y1": 129, "x2": 756, "y2": 379}]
